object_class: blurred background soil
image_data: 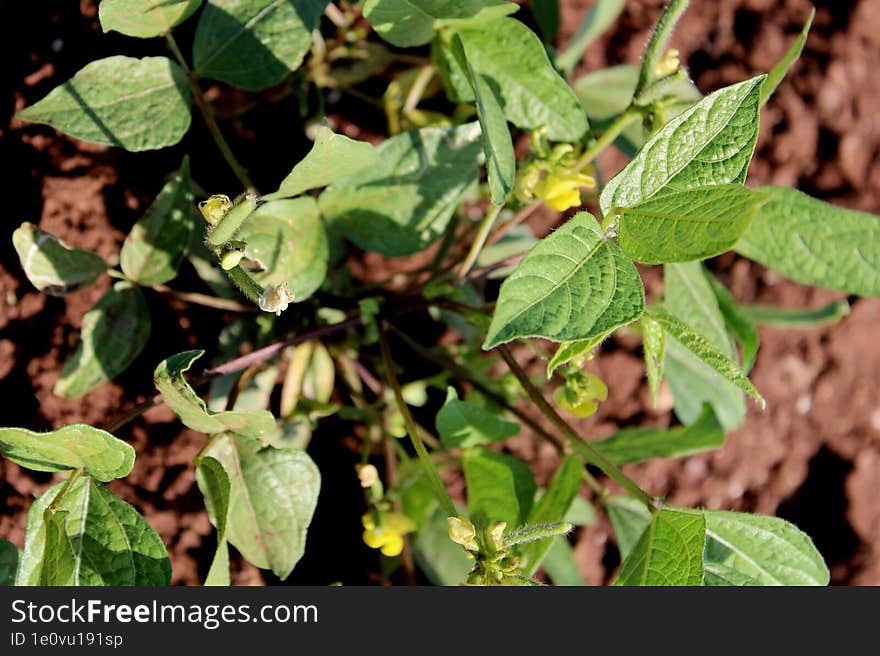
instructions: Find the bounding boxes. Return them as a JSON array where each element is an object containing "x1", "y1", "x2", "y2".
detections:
[{"x1": 0, "y1": 0, "x2": 878, "y2": 585}]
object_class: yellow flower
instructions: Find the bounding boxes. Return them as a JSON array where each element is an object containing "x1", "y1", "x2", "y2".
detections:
[
  {"x1": 362, "y1": 512, "x2": 415, "y2": 557},
  {"x1": 447, "y1": 516, "x2": 479, "y2": 552},
  {"x1": 534, "y1": 171, "x2": 595, "y2": 212},
  {"x1": 554, "y1": 371, "x2": 608, "y2": 418}
]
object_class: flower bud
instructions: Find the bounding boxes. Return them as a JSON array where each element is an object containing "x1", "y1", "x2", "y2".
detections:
[
  {"x1": 653, "y1": 49, "x2": 681, "y2": 78},
  {"x1": 488, "y1": 521, "x2": 507, "y2": 551},
  {"x1": 220, "y1": 247, "x2": 245, "y2": 271},
  {"x1": 198, "y1": 194, "x2": 232, "y2": 225},
  {"x1": 356, "y1": 463, "x2": 379, "y2": 488}
]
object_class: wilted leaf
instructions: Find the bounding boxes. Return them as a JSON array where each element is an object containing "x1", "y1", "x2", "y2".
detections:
[
  {"x1": 12, "y1": 222, "x2": 106, "y2": 296},
  {"x1": 55, "y1": 282, "x2": 151, "y2": 398},
  {"x1": 0, "y1": 424, "x2": 135, "y2": 482},
  {"x1": 120, "y1": 157, "x2": 198, "y2": 286},
  {"x1": 202, "y1": 433, "x2": 320, "y2": 579},
  {"x1": 17, "y1": 477, "x2": 171, "y2": 586}
]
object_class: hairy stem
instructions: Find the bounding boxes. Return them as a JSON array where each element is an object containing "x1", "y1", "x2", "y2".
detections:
[
  {"x1": 223, "y1": 265, "x2": 265, "y2": 305},
  {"x1": 496, "y1": 345, "x2": 656, "y2": 512},
  {"x1": 634, "y1": 0, "x2": 691, "y2": 97},
  {"x1": 378, "y1": 322, "x2": 457, "y2": 518},
  {"x1": 486, "y1": 200, "x2": 543, "y2": 246},
  {"x1": 166, "y1": 33, "x2": 255, "y2": 192},
  {"x1": 574, "y1": 107, "x2": 643, "y2": 173}
]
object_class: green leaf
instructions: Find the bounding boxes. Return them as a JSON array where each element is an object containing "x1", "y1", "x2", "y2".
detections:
[
  {"x1": 573, "y1": 65, "x2": 639, "y2": 124},
  {"x1": 605, "y1": 495, "x2": 652, "y2": 561},
  {"x1": 364, "y1": 0, "x2": 509, "y2": 47},
  {"x1": 461, "y1": 446, "x2": 536, "y2": 530},
  {"x1": 12, "y1": 222, "x2": 106, "y2": 296},
  {"x1": 264, "y1": 126, "x2": 381, "y2": 200},
  {"x1": 741, "y1": 300, "x2": 851, "y2": 328},
  {"x1": 735, "y1": 186, "x2": 880, "y2": 297},
  {"x1": 54, "y1": 282, "x2": 151, "y2": 398},
  {"x1": 39, "y1": 510, "x2": 77, "y2": 586},
  {"x1": 706, "y1": 272, "x2": 759, "y2": 372},
  {"x1": 193, "y1": 0, "x2": 327, "y2": 90},
  {"x1": 542, "y1": 537, "x2": 585, "y2": 585},
  {"x1": 531, "y1": 0, "x2": 559, "y2": 43},
  {"x1": 436, "y1": 17, "x2": 588, "y2": 141},
  {"x1": 563, "y1": 495, "x2": 596, "y2": 526},
  {"x1": 0, "y1": 539, "x2": 20, "y2": 586},
  {"x1": 484, "y1": 213, "x2": 645, "y2": 350},
  {"x1": 641, "y1": 315, "x2": 665, "y2": 405},
  {"x1": 238, "y1": 197, "x2": 327, "y2": 302},
  {"x1": 154, "y1": 350, "x2": 277, "y2": 440},
  {"x1": 702, "y1": 510, "x2": 828, "y2": 586},
  {"x1": 592, "y1": 403, "x2": 724, "y2": 465},
  {"x1": 0, "y1": 424, "x2": 134, "y2": 482},
  {"x1": 600, "y1": 75, "x2": 765, "y2": 215},
  {"x1": 410, "y1": 503, "x2": 473, "y2": 585},
  {"x1": 614, "y1": 508, "x2": 705, "y2": 585},
  {"x1": 760, "y1": 8, "x2": 815, "y2": 106},
  {"x1": 556, "y1": 0, "x2": 625, "y2": 74},
  {"x1": 435, "y1": 387, "x2": 519, "y2": 449},
  {"x1": 663, "y1": 261, "x2": 745, "y2": 430},
  {"x1": 202, "y1": 433, "x2": 320, "y2": 579},
  {"x1": 99, "y1": 0, "x2": 203, "y2": 38},
  {"x1": 17, "y1": 477, "x2": 171, "y2": 586},
  {"x1": 614, "y1": 185, "x2": 767, "y2": 264},
  {"x1": 195, "y1": 455, "x2": 231, "y2": 586},
  {"x1": 319, "y1": 123, "x2": 483, "y2": 256},
  {"x1": 17, "y1": 56, "x2": 191, "y2": 151},
  {"x1": 456, "y1": 34, "x2": 515, "y2": 204},
  {"x1": 520, "y1": 455, "x2": 583, "y2": 575},
  {"x1": 545, "y1": 330, "x2": 613, "y2": 379},
  {"x1": 120, "y1": 157, "x2": 198, "y2": 286},
  {"x1": 647, "y1": 306, "x2": 764, "y2": 408}
]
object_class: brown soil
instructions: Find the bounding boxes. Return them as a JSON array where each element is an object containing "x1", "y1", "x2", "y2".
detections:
[{"x1": 1, "y1": 0, "x2": 878, "y2": 585}]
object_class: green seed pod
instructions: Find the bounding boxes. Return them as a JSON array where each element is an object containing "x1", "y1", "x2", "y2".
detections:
[{"x1": 206, "y1": 192, "x2": 258, "y2": 248}]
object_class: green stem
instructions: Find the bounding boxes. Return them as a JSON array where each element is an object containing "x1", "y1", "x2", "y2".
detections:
[
  {"x1": 496, "y1": 345, "x2": 656, "y2": 512},
  {"x1": 377, "y1": 322, "x2": 457, "y2": 518},
  {"x1": 223, "y1": 265, "x2": 265, "y2": 305},
  {"x1": 402, "y1": 65, "x2": 437, "y2": 115},
  {"x1": 166, "y1": 33, "x2": 255, "y2": 192},
  {"x1": 387, "y1": 325, "x2": 564, "y2": 455},
  {"x1": 634, "y1": 0, "x2": 691, "y2": 98},
  {"x1": 574, "y1": 107, "x2": 643, "y2": 173},
  {"x1": 455, "y1": 203, "x2": 504, "y2": 282},
  {"x1": 485, "y1": 200, "x2": 543, "y2": 247}
]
